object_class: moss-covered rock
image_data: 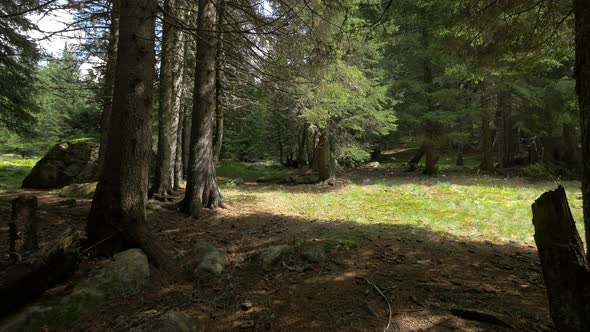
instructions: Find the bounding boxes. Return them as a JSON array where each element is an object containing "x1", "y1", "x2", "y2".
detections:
[
  {"x1": 59, "y1": 182, "x2": 97, "y2": 198},
  {"x1": 22, "y1": 141, "x2": 99, "y2": 189},
  {"x1": 0, "y1": 249, "x2": 149, "y2": 331}
]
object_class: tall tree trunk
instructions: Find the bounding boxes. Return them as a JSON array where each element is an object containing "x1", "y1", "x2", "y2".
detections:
[
  {"x1": 497, "y1": 91, "x2": 515, "y2": 168},
  {"x1": 297, "y1": 124, "x2": 308, "y2": 167},
  {"x1": 480, "y1": 110, "x2": 493, "y2": 171},
  {"x1": 181, "y1": 0, "x2": 222, "y2": 218},
  {"x1": 277, "y1": 124, "x2": 284, "y2": 165},
  {"x1": 407, "y1": 142, "x2": 426, "y2": 171},
  {"x1": 97, "y1": 0, "x2": 120, "y2": 175},
  {"x1": 576, "y1": 0, "x2": 590, "y2": 256},
  {"x1": 152, "y1": 0, "x2": 184, "y2": 196},
  {"x1": 307, "y1": 129, "x2": 315, "y2": 169},
  {"x1": 181, "y1": 0, "x2": 197, "y2": 180},
  {"x1": 424, "y1": 140, "x2": 437, "y2": 175},
  {"x1": 85, "y1": 0, "x2": 176, "y2": 274},
  {"x1": 213, "y1": 0, "x2": 225, "y2": 164},
  {"x1": 318, "y1": 128, "x2": 331, "y2": 181},
  {"x1": 174, "y1": 106, "x2": 184, "y2": 191}
]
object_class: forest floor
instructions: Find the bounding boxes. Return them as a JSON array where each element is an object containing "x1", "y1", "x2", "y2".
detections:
[{"x1": 0, "y1": 159, "x2": 578, "y2": 331}]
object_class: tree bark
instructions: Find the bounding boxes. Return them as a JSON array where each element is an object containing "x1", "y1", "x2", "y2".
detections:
[
  {"x1": 181, "y1": 0, "x2": 223, "y2": 218},
  {"x1": 152, "y1": 0, "x2": 184, "y2": 196},
  {"x1": 480, "y1": 110, "x2": 493, "y2": 171},
  {"x1": 9, "y1": 196, "x2": 38, "y2": 262},
  {"x1": 297, "y1": 124, "x2": 308, "y2": 167},
  {"x1": 497, "y1": 91, "x2": 515, "y2": 168},
  {"x1": 408, "y1": 142, "x2": 426, "y2": 171},
  {"x1": 85, "y1": 0, "x2": 177, "y2": 275},
  {"x1": 213, "y1": 0, "x2": 225, "y2": 164},
  {"x1": 318, "y1": 128, "x2": 331, "y2": 181},
  {"x1": 424, "y1": 140, "x2": 437, "y2": 175},
  {"x1": 307, "y1": 129, "x2": 315, "y2": 169},
  {"x1": 174, "y1": 105, "x2": 184, "y2": 191},
  {"x1": 181, "y1": 0, "x2": 197, "y2": 180},
  {"x1": 532, "y1": 186, "x2": 590, "y2": 332},
  {"x1": 576, "y1": 0, "x2": 590, "y2": 255},
  {"x1": 97, "y1": 0, "x2": 120, "y2": 175}
]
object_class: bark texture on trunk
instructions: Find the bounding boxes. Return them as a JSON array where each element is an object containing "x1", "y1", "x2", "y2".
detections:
[
  {"x1": 9, "y1": 196, "x2": 38, "y2": 262},
  {"x1": 152, "y1": 0, "x2": 185, "y2": 196},
  {"x1": 480, "y1": 110, "x2": 493, "y2": 171},
  {"x1": 174, "y1": 106, "x2": 184, "y2": 191},
  {"x1": 408, "y1": 143, "x2": 426, "y2": 171},
  {"x1": 97, "y1": 0, "x2": 120, "y2": 174},
  {"x1": 532, "y1": 186, "x2": 590, "y2": 332},
  {"x1": 181, "y1": 0, "x2": 222, "y2": 218},
  {"x1": 318, "y1": 128, "x2": 331, "y2": 181},
  {"x1": 576, "y1": 0, "x2": 590, "y2": 256},
  {"x1": 297, "y1": 124, "x2": 308, "y2": 167},
  {"x1": 424, "y1": 140, "x2": 437, "y2": 175},
  {"x1": 86, "y1": 0, "x2": 176, "y2": 274},
  {"x1": 213, "y1": 0, "x2": 225, "y2": 164},
  {"x1": 497, "y1": 91, "x2": 515, "y2": 168}
]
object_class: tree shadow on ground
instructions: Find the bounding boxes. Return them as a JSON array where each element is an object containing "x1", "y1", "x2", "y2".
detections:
[{"x1": 67, "y1": 205, "x2": 554, "y2": 332}]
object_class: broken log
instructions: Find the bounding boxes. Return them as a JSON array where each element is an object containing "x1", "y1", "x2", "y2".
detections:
[
  {"x1": 532, "y1": 186, "x2": 590, "y2": 332},
  {"x1": 0, "y1": 229, "x2": 82, "y2": 316},
  {"x1": 9, "y1": 196, "x2": 39, "y2": 262}
]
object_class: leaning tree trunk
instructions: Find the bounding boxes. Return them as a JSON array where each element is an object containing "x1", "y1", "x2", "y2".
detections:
[
  {"x1": 576, "y1": 0, "x2": 590, "y2": 255},
  {"x1": 213, "y1": 0, "x2": 225, "y2": 164},
  {"x1": 86, "y1": 0, "x2": 177, "y2": 275},
  {"x1": 408, "y1": 142, "x2": 426, "y2": 171},
  {"x1": 532, "y1": 186, "x2": 590, "y2": 332},
  {"x1": 317, "y1": 128, "x2": 331, "y2": 181},
  {"x1": 97, "y1": 0, "x2": 120, "y2": 175},
  {"x1": 181, "y1": 0, "x2": 223, "y2": 218},
  {"x1": 152, "y1": 0, "x2": 184, "y2": 197}
]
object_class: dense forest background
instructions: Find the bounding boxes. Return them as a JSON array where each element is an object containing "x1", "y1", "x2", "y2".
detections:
[
  {"x1": 3, "y1": 0, "x2": 590, "y2": 331},
  {"x1": 0, "y1": 0, "x2": 578, "y2": 178}
]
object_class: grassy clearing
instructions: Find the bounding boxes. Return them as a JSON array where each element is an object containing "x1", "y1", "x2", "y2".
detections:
[
  {"x1": 223, "y1": 171, "x2": 583, "y2": 246},
  {"x1": 0, "y1": 155, "x2": 38, "y2": 194}
]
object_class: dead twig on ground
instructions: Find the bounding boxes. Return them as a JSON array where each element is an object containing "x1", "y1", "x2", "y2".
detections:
[{"x1": 363, "y1": 277, "x2": 393, "y2": 332}]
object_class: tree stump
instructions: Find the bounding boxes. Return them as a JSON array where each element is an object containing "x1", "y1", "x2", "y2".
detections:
[
  {"x1": 532, "y1": 186, "x2": 590, "y2": 332},
  {"x1": 9, "y1": 196, "x2": 39, "y2": 262}
]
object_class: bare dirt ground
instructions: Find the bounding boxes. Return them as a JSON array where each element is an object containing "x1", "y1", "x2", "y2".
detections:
[{"x1": 0, "y1": 177, "x2": 555, "y2": 332}]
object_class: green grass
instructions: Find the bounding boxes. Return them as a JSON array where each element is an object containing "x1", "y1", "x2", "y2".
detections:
[
  {"x1": 216, "y1": 160, "x2": 294, "y2": 181},
  {"x1": 0, "y1": 155, "x2": 38, "y2": 194},
  {"x1": 222, "y1": 173, "x2": 584, "y2": 246}
]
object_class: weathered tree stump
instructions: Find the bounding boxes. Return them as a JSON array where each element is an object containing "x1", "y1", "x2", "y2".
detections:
[
  {"x1": 532, "y1": 186, "x2": 590, "y2": 332},
  {"x1": 8, "y1": 196, "x2": 39, "y2": 262}
]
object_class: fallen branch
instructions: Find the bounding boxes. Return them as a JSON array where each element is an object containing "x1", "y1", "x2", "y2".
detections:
[{"x1": 363, "y1": 277, "x2": 393, "y2": 332}]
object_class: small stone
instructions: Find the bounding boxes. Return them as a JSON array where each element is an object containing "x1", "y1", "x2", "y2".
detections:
[
  {"x1": 256, "y1": 245, "x2": 294, "y2": 271},
  {"x1": 60, "y1": 183, "x2": 97, "y2": 199},
  {"x1": 241, "y1": 301, "x2": 253, "y2": 311},
  {"x1": 147, "y1": 203, "x2": 162, "y2": 211},
  {"x1": 192, "y1": 242, "x2": 228, "y2": 277}
]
